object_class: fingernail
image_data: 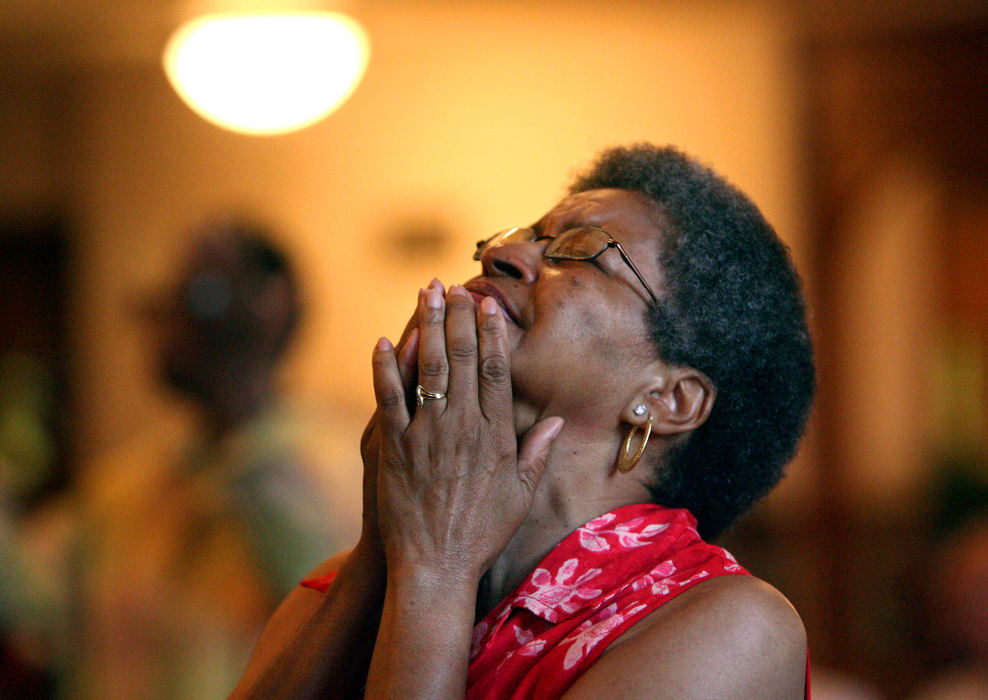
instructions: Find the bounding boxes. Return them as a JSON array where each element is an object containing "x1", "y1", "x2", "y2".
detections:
[
  {"x1": 376, "y1": 337, "x2": 393, "y2": 352},
  {"x1": 447, "y1": 284, "x2": 468, "y2": 299},
  {"x1": 429, "y1": 278, "x2": 444, "y2": 292},
  {"x1": 426, "y1": 287, "x2": 443, "y2": 309},
  {"x1": 547, "y1": 417, "x2": 565, "y2": 439},
  {"x1": 480, "y1": 295, "x2": 498, "y2": 315}
]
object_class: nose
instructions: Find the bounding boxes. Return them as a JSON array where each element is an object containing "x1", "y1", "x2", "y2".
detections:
[{"x1": 479, "y1": 233, "x2": 546, "y2": 284}]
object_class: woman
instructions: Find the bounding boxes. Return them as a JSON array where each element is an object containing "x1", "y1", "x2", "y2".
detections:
[{"x1": 230, "y1": 144, "x2": 815, "y2": 699}]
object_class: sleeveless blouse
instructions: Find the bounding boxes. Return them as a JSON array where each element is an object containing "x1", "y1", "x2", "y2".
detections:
[
  {"x1": 465, "y1": 504, "x2": 750, "y2": 699},
  {"x1": 301, "y1": 503, "x2": 809, "y2": 698}
]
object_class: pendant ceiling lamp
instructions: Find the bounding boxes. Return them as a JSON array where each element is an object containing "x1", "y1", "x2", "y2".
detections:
[{"x1": 163, "y1": 11, "x2": 369, "y2": 135}]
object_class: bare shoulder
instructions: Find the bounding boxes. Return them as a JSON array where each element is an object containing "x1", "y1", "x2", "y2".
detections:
[
  {"x1": 235, "y1": 550, "x2": 354, "y2": 688},
  {"x1": 650, "y1": 574, "x2": 806, "y2": 646},
  {"x1": 565, "y1": 575, "x2": 806, "y2": 700},
  {"x1": 260, "y1": 548, "x2": 353, "y2": 627}
]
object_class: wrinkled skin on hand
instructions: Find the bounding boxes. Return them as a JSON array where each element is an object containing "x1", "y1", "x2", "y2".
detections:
[{"x1": 372, "y1": 283, "x2": 563, "y2": 582}]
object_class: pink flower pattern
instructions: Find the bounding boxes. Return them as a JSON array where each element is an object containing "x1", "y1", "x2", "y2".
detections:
[
  {"x1": 512, "y1": 625, "x2": 547, "y2": 657},
  {"x1": 523, "y1": 558, "x2": 602, "y2": 620},
  {"x1": 577, "y1": 512, "x2": 671, "y2": 552},
  {"x1": 560, "y1": 601, "x2": 648, "y2": 670},
  {"x1": 466, "y1": 503, "x2": 751, "y2": 699}
]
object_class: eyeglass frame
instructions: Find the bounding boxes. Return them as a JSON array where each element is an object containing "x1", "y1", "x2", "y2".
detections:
[{"x1": 473, "y1": 224, "x2": 659, "y2": 304}]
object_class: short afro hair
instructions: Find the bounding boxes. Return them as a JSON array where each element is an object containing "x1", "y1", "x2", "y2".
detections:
[{"x1": 570, "y1": 143, "x2": 815, "y2": 540}]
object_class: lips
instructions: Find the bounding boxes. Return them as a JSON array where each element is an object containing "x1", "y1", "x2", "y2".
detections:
[{"x1": 463, "y1": 280, "x2": 521, "y2": 326}]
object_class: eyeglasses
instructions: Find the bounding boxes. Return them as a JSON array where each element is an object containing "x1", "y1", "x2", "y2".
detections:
[{"x1": 473, "y1": 225, "x2": 658, "y2": 304}]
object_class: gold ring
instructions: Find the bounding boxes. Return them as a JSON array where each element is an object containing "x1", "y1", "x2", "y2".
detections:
[{"x1": 416, "y1": 384, "x2": 447, "y2": 407}]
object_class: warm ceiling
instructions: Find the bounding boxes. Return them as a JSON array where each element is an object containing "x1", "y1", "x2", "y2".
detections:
[{"x1": 2, "y1": 0, "x2": 988, "y2": 75}]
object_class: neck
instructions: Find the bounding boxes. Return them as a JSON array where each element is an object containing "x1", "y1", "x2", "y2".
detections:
[{"x1": 475, "y1": 427, "x2": 653, "y2": 619}]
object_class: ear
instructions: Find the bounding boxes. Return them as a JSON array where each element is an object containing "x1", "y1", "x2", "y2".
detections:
[{"x1": 622, "y1": 365, "x2": 716, "y2": 437}]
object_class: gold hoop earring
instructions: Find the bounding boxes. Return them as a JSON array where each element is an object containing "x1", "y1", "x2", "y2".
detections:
[{"x1": 617, "y1": 415, "x2": 653, "y2": 473}]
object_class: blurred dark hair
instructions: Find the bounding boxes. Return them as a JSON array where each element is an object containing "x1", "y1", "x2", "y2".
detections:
[
  {"x1": 570, "y1": 143, "x2": 815, "y2": 539},
  {"x1": 198, "y1": 218, "x2": 301, "y2": 354}
]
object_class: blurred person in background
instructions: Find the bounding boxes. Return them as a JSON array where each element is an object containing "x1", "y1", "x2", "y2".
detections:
[{"x1": 64, "y1": 219, "x2": 361, "y2": 698}]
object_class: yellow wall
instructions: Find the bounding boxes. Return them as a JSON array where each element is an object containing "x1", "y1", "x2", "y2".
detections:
[{"x1": 0, "y1": 78, "x2": 59, "y2": 219}]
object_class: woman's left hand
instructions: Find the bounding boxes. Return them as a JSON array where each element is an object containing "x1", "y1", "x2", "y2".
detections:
[{"x1": 371, "y1": 283, "x2": 563, "y2": 583}]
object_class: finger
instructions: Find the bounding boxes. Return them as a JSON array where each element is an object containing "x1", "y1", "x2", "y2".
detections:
[
  {"x1": 360, "y1": 410, "x2": 378, "y2": 458},
  {"x1": 365, "y1": 287, "x2": 428, "y2": 450},
  {"x1": 372, "y1": 337, "x2": 410, "y2": 432},
  {"x1": 394, "y1": 311, "x2": 418, "y2": 380},
  {"x1": 416, "y1": 283, "x2": 449, "y2": 407},
  {"x1": 398, "y1": 326, "x2": 420, "y2": 375},
  {"x1": 444, "y1": 285, "x2": 478, "y2": 406},
  {"x1": 366, "y1": 312, "x2": 421, "y2": 449},
  {"x1": 516, "y1": 417, "x2": 564, "y2": 495},
  {"x1": 398, "y1": 327, "x2": 420, "y2": 410},
  {"x1": 476, "y1": 295, "x2": 512, "y2": 419},
  {"x1": 394, "y1": 278, "x2": 439, "y2": 353},
  {"x1": 395, "y1": 310, "x2": 417, "y2": 350}
]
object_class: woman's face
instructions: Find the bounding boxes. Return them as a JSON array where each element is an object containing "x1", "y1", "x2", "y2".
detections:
[{"x1": 464, "y1": 188, "x2": 668, "y2": 433}]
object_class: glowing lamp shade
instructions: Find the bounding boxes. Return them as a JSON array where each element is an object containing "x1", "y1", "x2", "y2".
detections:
[{"x1": 163, "y1": 12, "x2": 369, "y2": 135}]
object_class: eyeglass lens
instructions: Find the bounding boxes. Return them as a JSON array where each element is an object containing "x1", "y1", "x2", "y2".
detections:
[
  {"x1": 544, "y1": 227, "x2": 611, "y2": 260},
  {"x1": 474, "y1": 226, "x2": 608, "y2": 260},
  {"x1": 473, "y1": 225, "x2": 657, "y2": 303}
]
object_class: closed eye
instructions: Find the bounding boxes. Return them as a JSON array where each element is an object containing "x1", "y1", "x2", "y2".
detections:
[{"x1": 548, "y1": 256, "x2": 608, "y2": 275}]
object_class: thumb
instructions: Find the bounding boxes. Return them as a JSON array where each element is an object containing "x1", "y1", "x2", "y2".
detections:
[{"x1": 516, "y1": 417, "x2": 564, "y2": 493}]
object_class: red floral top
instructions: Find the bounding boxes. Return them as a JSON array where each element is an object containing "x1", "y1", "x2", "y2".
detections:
[
  {"x1": 465, "y1": 504, "x2": 749, "y2": 699},
  {"x1": 302, "y1": 503, "x2": 809, "y2": 699}
]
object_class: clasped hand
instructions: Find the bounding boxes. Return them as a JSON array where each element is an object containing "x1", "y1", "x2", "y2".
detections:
[{"x1": 371, "y1": 282, "x2": 563, "y2": 583}]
